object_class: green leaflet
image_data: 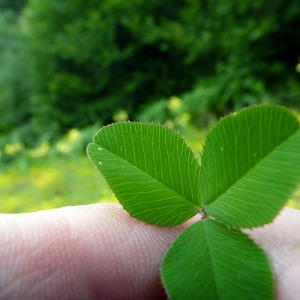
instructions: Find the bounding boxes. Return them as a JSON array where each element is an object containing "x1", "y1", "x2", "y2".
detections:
[
  {"x1": 160, "y1": 219, "x2": 274, "y2": 300},
  {"x1": 87, "y1": 122, "x2": 201, "y2": 226},
  {"x1": 201, "y1": 105, "x2": 300, "y2": 228}
]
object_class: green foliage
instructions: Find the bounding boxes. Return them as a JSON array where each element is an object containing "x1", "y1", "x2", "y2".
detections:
[
  {"x1": 0, "y1": 0, "x2": 26, "y2": 14},
  {"x1": 0, "y1": 11, "x2": 32, "y2": 141},
  {"x1": 87, "y1": 105, "x2": 300, "y2": 299},
  {"x1": 0, "y1": 155, "x2": 115, "y2": 213},
  {"x1": 0, "y1": 0, "x2": 300, "y2": 148},
  {"x1": 16, "y1": 0, "x2": 196, "y2": 143}
]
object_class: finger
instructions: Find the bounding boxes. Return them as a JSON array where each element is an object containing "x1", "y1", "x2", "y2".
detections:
[
  {"x1": 1, "y1": 204, "x2": 299, "y2": 300},
  {"x1": 246, "y1": 207, "x2": 300, "y2": 300},
  {"x1": 0, "y1": 203, "x2": 197, "y2": 300}
]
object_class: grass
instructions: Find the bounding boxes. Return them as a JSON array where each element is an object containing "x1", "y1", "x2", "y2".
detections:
[{"x1": 0, "y1": 155, "x2": 117, "y2": 213}]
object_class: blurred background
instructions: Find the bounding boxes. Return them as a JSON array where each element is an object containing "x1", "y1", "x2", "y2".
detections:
[{"x1": 0, "y1": 0, "x2": 299, "y2": 213}]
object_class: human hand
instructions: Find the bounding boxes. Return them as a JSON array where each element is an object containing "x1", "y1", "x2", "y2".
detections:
[{"x1": 0, "y1": 203, "x2": 299, "y2": 300}]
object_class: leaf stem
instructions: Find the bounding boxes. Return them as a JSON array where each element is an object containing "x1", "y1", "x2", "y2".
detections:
[{"x1": 199, "y1": 207, "x2": 209, "y2": 220}]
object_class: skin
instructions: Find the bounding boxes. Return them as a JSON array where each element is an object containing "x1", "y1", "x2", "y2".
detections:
[{"x1": 0, "y1": 203, "x2": 299, "y2": 300}]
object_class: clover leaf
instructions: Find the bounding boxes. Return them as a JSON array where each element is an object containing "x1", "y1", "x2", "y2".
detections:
[{"x1": 87, "y1": 105, "x2": 300, "y2": 300}]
